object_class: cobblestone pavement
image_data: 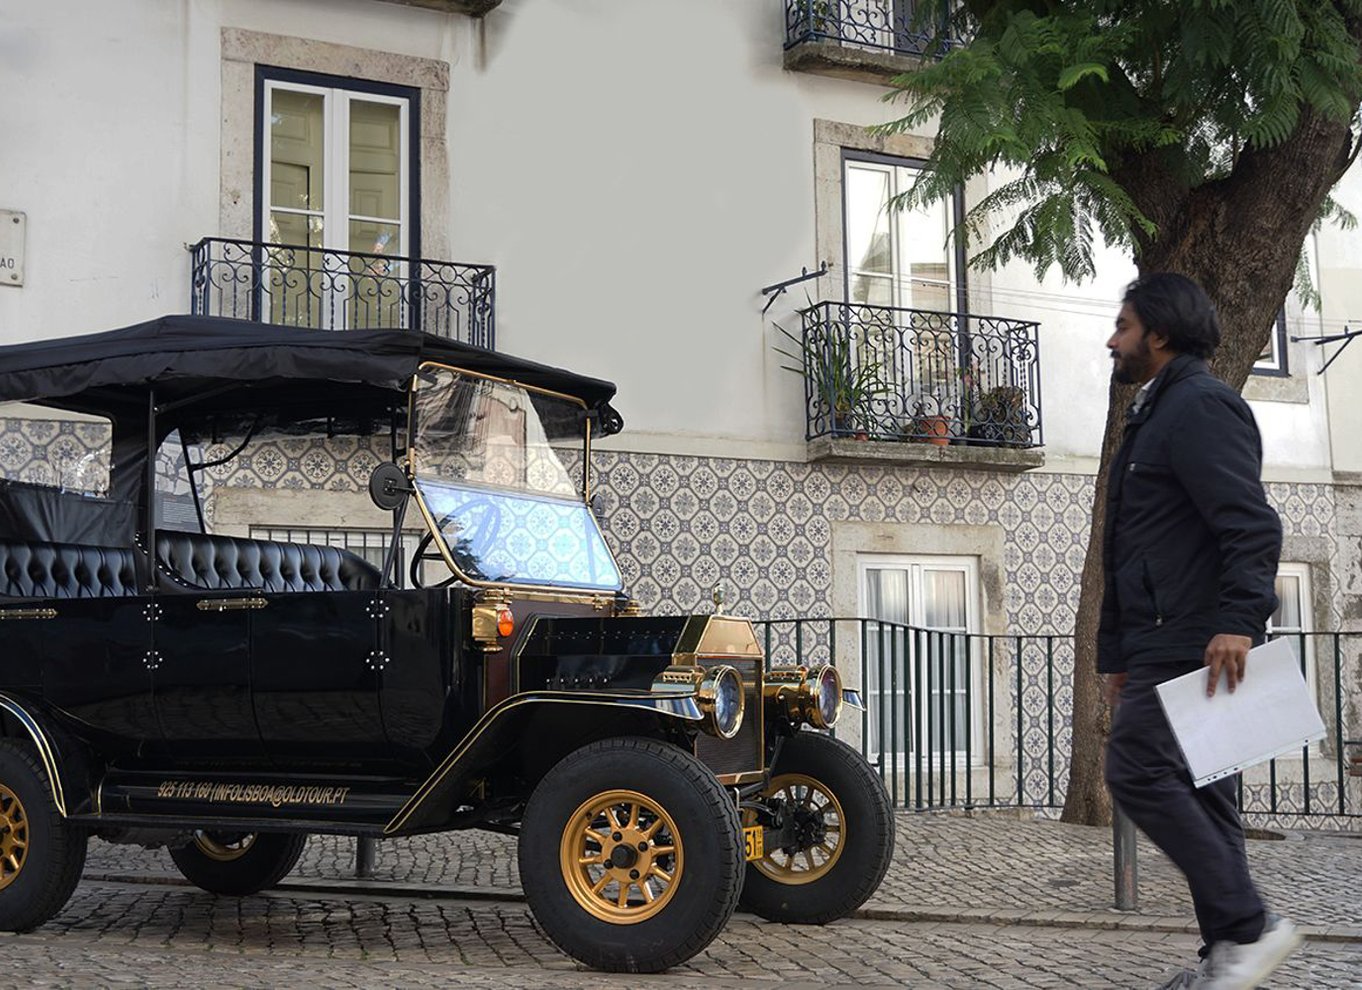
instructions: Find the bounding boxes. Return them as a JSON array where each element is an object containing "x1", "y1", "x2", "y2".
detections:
[{"x1": 34, "y1": 811, "x2": 1359, "y2": 987}]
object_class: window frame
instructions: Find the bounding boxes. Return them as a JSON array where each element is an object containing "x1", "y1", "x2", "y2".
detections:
[
  {"x1": 840, "y1": 149, "x2": 967, "y2": 317},
  {"x1": 1268, "y1": 561, "x2": 1314, "y2": 696},
  {"x1": 856, "y1": 553, "x2": 982, "y2": 763},
  {"x1": 253, "y1": 66, "x2": 422, "y2": 261},
  {"x1": 1252, "y1": 308, "x2": 1290, "y2": 378}
]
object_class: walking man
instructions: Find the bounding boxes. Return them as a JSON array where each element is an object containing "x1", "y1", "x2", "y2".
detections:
[{"x1": 1098, "y1": 273, "x2": 1302, "y2": 989}]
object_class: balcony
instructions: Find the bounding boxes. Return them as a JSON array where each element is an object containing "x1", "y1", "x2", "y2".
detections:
[
  {"x1": 789, "y1": 301, "x2": 1044, "y2": 471},
  {"x1": 783, "y1": 1, "x2": 950, "y2": 85},
  {"x1": 190, "y1": 237, "x2": 496, "y2": 349},
  {"x1": 370, "y1": 0, "x2": 502, "y2": 15}
]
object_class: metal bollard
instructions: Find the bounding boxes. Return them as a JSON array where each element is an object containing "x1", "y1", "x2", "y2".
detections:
[
  {"x1": 355, "y1": 836, "x2": 376, "y2": 878},
  {"x1": 1113, "y1": 803, "x2": 1138, "y2": 911}
]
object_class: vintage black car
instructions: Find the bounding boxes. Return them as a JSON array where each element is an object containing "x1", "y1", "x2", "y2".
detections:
[{"x1": 0, "y1": 315, "x2": 893, "y2": 972}]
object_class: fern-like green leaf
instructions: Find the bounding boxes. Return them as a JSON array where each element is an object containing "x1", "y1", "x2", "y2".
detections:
[{"x1": 1057, "y1": 62, "x2": 1109, "y2": 90}]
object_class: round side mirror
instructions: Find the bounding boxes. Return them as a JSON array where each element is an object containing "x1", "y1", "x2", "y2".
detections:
[{"x1": 368, "y1": 462, "x2": 412, "y2": 511}]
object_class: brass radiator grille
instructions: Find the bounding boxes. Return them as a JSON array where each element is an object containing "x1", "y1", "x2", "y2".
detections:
[{"x1": 693, "y1": 657, "x2": 763, "y2": 779}]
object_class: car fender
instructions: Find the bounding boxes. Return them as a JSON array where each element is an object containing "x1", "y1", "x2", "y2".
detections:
[
  {"x1": 0, "y1": 692, "x2": 99, "y2": 817},
  {"x1": 386, "y1": 691, "x2": 702, "y2": 835}
]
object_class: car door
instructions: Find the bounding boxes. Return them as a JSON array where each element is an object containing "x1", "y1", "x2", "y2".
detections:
[
  {"x1": 250, "y1": 589, "x2": 389, "y2": 768},
  {"x1": 150, "y1": 590, "x2": 264, "y2": 763},
  {"x1": 36, "y1": 594, "x2": 158, "y2": 750},
  {"x1": 375, "y1": 588, "x2": 456, "y2": 767}
]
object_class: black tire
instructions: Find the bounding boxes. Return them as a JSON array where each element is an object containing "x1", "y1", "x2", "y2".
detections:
[
  {"x1": 518, "y1": 737, "x2": 743, "y2": 973},
  {"x1": 0, "y1": 738, "x2": 87, "y2": 932},
  {"x1": 739, "y1": 731, "x2": 894, "y2": 924},
  {"x1": 169, "y1": 831, "x2": 307, "y2": 896}
]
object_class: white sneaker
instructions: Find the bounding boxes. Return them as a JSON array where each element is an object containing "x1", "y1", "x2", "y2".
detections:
[{"x1": 1189, "y1": 915, "x2": 1304, "y2": 989}]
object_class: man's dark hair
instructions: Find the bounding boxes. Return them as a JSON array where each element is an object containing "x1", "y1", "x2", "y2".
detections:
[{"x1": 1122, "y1": 273, "x2": 1221, "y2": 359}]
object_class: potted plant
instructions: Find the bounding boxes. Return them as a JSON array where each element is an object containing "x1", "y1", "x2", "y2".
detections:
[
  {"x1": 905, "y1": 400, "x2": 952, "y2": 446},
  {"x1": 831, "y1": 358, "x2": 888, "y2": 438},
  {"x1": 776, "y1": 324, "x2": 888, "y2": 439},
  {"x1": 969, "y1": 385, "x2": 1032, "y2": 447},
  {"x1": 797, "y1": 0, "x2": 836, "y2": 37}
]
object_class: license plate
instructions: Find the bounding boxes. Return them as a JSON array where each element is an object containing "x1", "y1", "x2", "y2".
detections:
[{"x1": 742, "y1": 825, "x2": 764, "y2": 862}]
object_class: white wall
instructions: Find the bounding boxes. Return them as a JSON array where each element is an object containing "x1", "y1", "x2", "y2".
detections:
[
  {"x1": 0, "y1": 0, "x2": 1355, "y2": 476},
  {"x1": 1314, "y1": 166, "x2": 1362, "y2": 477}
]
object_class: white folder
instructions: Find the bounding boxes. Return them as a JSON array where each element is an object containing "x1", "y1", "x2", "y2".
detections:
[{"x1": 1155, "y1": 637, "x2": 1327, "y2": 788}]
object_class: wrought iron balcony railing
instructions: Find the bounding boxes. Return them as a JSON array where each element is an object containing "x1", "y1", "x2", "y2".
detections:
[
  {"x1": 790, "y1": 301, "x2": 1043, "y2": 448},
  {"x1": 784, "y1": 0, "x2": 949, "y2": 59},
  {"x1": 189, "y1": 237, "x2": 496, "y2": 348}
]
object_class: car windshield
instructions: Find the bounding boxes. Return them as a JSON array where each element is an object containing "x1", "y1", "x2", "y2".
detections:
[{"x1": 409, "y1": 366, "x2": 622, "y2": 592}]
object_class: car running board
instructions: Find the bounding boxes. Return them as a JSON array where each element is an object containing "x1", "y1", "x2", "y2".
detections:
[{"x1": 90, "y1": 769, "x2": 416, "y2": 830}]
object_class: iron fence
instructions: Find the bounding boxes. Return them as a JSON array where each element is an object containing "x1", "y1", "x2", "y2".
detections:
[
  {"x1": 793, "y1": 301, "x2": 1043, "y2": 447},
  {"x1": 189, "y1": 237, "x2": 496, "y2": 347},
  {"x1": 784, "y1": 0, "x2": 949, "y2": 58},
  {"x1": 754, "y1": 618, "x2": 1362, "y2": 825}
]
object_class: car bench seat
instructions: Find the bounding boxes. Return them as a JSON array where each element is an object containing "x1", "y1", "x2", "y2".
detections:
[
  {"x1": 0, "y1": 539, "x2": 139, "y2": 599},
  {"x1": 154, "y1": 531, "x2": 380, "y2": 593}
]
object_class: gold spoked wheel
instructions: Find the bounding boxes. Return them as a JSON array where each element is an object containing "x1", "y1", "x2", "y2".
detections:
[
  {"x1": 748, "y1": 772, "x2": 845, "y2": 885},
  {"x1": 192, "y1": 832, "x2": 257, "y2": 862},
  {"x1": 559, "y1": 789, "x2": 683, "y2": 924},
  {"x1": 0, "y1": 783, "x2": 28, "y2": 892}
]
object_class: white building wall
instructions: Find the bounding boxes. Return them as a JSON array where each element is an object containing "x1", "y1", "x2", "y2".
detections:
[
  {"x1": 1, "y1": 0, "x2": 1357, "y2": 796},
  {"x1": 0, "y1": 0, "x2": 1356, "y2": 475}
]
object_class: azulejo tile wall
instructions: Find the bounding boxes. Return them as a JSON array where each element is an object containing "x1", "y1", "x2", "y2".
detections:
[
  {"x1": 2, "y1": 417, "x2": 1355, "y2": 817},
  {"x1": 216, "y1": 439, "x2": 1354, "y2": 813},
  {"x1": 589, "y1": 452, "x2": 1340, "y2": 633},
  {"x1": 12, "y1": 420, "x2": 1332, "y2": 641}
]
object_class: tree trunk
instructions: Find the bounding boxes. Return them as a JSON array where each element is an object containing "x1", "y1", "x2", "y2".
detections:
[
  {"x1": 1058, "y1": 378, "x2": 1133, "y2": 825},
  {"x1": 1060, "y1": 108, "x2": 1357, "y2": 825}
]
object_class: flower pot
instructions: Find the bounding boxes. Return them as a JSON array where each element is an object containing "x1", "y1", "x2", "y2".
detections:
[{"x1": 920, "y1": 414, "x2": 951, "y2": 446}]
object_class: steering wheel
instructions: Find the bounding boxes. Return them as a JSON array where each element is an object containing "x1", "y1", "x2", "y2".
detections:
[
  {"x1": 410, "y1": 518, "x2": 461, "y2": 589},
  {"x1": 409, "y1": 499, "x2": 502, "y2": 589}
]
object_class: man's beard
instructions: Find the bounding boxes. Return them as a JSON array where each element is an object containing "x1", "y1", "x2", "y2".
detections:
[{"x1": 1111, "y1": 339, "x2": 1152, "y2": 384}]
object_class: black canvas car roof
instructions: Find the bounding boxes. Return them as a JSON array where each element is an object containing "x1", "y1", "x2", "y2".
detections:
[{"x1": 0, "y1": 314, "x2": 622, "y2": 434}]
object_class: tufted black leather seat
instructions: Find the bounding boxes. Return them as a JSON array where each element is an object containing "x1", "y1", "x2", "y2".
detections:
[
  {"x1": 154, "y1": 532, "x2": 380, "y2": 593},
  {"x1": 0, "y1": 539, "x2": 139, "y2": 599}
]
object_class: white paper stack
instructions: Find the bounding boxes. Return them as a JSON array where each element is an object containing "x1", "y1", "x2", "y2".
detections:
[{"x1": 1155, "y1": 637, "x2": 1327, "y2": 788}]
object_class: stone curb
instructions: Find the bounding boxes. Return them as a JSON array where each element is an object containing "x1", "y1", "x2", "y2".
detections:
[
  {"x1": 854, "y1": 905, "x2": 1362, "y2": 944},
  {"x1": 86, "y1": 873, "x2": 1362, "y2": 945},
  {"x1": 84, "y1": 872, "x2": 529, "y2": 904}
]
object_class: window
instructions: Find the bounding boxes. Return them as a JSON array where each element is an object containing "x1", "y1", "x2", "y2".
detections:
[
  {"x1": 257, "y1": 69, "x2": 419, "y2": 329},
  {"x1": 0, "y1": 404, "x2": 112, "y2": 496},
  {"x1": 1268, "y1": 562, "x2": 1314, "y2": 695},
  {"x1": 858, "y1": 555, "x2": 980, "y2": 760},
  {"x1": 1253, "y1": 309, "x2": 1289, "y2": 377},
  {"x1": 842, "y1": 154, "x2": 978, "y2": 416},
  {"x1": 843, "y1": 154, "x2": 962, "y2": 314}
]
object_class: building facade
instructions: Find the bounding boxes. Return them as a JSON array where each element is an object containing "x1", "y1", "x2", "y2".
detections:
[{"x1": 2, "y1": 0, "x2": 1359, "y2": 814}]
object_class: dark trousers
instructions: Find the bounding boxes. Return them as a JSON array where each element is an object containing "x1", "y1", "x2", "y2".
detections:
[{"x1": 1105, "y1": 660, "x2": 1267, "y2": 948}]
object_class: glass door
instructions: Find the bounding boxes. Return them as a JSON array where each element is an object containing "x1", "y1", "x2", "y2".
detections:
[
  {"x1": 844, "y1": 158, "x2": 961, "y2": 431},
  {"x1": 263, "y1": 80, "x2": 410, "y2": 330},
  {"x1": 860, "y1": 556, "x2": 979, "y2": 761}
]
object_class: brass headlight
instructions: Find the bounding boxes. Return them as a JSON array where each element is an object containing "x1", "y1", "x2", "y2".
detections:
[
  {"x1": 765, "y1": 663, "x2": 843, "y2": 729},
  {"x1": 805, "y1": 664, "x2": 843, "y2": 729},
  {"x1": 697, "y1": 664, "x2": 746, "y2": 740}
]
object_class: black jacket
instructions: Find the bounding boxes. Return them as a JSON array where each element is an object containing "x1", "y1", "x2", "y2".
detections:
[{"x1": 1097, "y1": 354, "x2": 1282, "y2": 674}]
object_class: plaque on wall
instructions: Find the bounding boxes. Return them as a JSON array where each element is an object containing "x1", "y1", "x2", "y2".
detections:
[{"x1": 0, "y1": 210, "x2": 25, "y2": 287}]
